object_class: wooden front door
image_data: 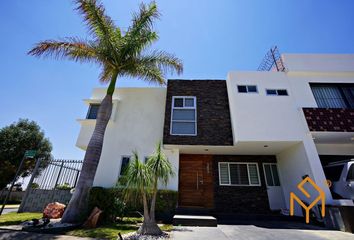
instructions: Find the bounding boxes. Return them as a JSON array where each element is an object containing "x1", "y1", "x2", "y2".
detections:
[{"x1": 179, "y1": 154, "x2": 214, "y2": 208}]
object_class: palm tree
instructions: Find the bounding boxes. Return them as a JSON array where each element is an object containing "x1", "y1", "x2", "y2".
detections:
[
  {"x1": 124, "y1": 142, "x2": 174, "y2": 235},
  {"x1": 28, "y1": 0, "x2": 182, "y2": 224}
]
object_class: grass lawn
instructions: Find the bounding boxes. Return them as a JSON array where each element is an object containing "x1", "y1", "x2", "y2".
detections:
[
  {"x1": 0, "y1": 212, "x2": 42, "y2": 226},
  {"x1": 67, "y1": 217, "x2": 173, "y2": 240},
  {"x1": 0, "y1": 214, "x2": 172, "y2": 239}
]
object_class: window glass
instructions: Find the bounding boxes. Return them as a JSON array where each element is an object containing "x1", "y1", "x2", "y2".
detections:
[
  {"x1": 173, "y1": 109, "x2": 195, "y2": 121},
  {"x1": 171, "y1": 122, "x2": 195, "y2": 135},
  {"x1": 247, "y1": 85, "x2": 258, "y2": 93},
  {"x1": 86, "y1": 104, "x2": 100, "y2": 119},
  {"x1": 219, "y1": 163, "x2": 260, "y2": 186},
  {"x1": 346, "y1": 164, "x2": 354, "y2": 181},
  {"x1": 185, "y1": 98, "x2": 195, "y2": 107},
  {"x1": 311, "y1": 85, "x2": 347, "y2": 108},
  {"x1": 266, "y1": 89, "x2": 277, "y2": 95},
  {"x1": 120, "y1": 156, "x2": 130, "y2": 175},
  {"x1": 271, "y1": 164, "x2": 280, "y2": 186},
  {"x1": 277, "y1": 90, "x2": 288, "y2": 96},
  {"x1": 174, "y1": 98, "x2": 183, "y2": 107},
  {"x1": 248, "y1": 164, "x2": 260, "y2": 185},
  {"x1": 264, "y1": 164, "x2": 273, "y2": 186},
  {"x1": 238, "y1": 85, "x2": 247, "y2": 93},
  {"x1": 219, "y1": 163, "x2": 230, "y2": 184},
  {"x1": 230, "y1": 164, "x2": 249, "y2": 185},
  {"x1": 323, "y1": 165, "x2": 344, "y2": 181}
]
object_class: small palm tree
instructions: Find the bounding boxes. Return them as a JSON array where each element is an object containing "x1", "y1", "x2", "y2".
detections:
[
  {"x1": 124, "y1": 142, "x2": 174, "y2": 235},
  {"x1": 28, "y1": 0, "x2": 182, "y2": 224}
]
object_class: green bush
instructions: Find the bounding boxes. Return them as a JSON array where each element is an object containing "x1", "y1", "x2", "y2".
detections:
[
  {"x1": 88, "y1": 187, "x2": 177, "y2": 223},
  {"x1": 30, "y1": 183, "x2": 39, "y2": 189},
  {"x1": 55, "y1": 183, "x2": 72, "y2": 190}
]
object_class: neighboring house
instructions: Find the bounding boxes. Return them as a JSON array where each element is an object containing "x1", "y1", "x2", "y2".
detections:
[{"x1": 76, "y1": 54, "x2": 354, "y2": 216}]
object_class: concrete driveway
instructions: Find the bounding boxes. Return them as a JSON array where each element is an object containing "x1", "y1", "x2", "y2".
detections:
[{"x1": 172, "y1": 223, "x2": 354, "y2": 240}]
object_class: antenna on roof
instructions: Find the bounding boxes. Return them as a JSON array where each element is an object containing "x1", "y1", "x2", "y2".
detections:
[{"x1": 258, "y1": 46, "x2": 286, "y2": 72}]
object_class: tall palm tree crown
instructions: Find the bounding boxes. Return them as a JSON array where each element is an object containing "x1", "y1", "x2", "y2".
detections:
[
  {"x1": 29, "y1": 0, "x2": 183, "y2": 224},
  {"x1": 29, "y1": 0, "x2": 183, "y2": 93}
]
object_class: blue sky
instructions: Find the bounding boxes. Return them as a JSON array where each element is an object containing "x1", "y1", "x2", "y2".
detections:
[{"x1": 1, "y1": 0, "x2": 354, "y2": 159}]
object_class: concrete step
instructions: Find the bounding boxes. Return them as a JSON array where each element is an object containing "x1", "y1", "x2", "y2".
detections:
[
  {"x1": 173, "y1": 215, "x2": 217, "y2": 227},
  {"x1": 175, "y1": 207, "x2": 211, "y2": 215}
]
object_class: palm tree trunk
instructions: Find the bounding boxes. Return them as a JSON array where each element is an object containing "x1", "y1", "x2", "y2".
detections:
[
  {"x1": 138, "y1": 190, "x2": 162, "y2": 235},
  {"x1": 149, "y1": 178, "x2": 158, "y2": 221},
  {"x1": 61, "y1": 94, "x2": 112, "y2": 223},
  {"x1": 61, "y1": 73, "x2": 118, "y2": 224}
]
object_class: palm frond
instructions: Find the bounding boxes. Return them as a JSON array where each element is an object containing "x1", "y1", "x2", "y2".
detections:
[
  {"x1": 138, "y1": 50, "x2": 183, "y2": 75},
  {"x1": 129, "y1": 2, "x2": 159, "y2": 36},
  {"x1": 124, "y1": 64, "x2": 166, "y2": 85},
  {"x1": 98, "y1": 65, "x2": 115, "y2": 83},
  {"x1": 124, "y1": 151, "x2": 153, "y2": 191},
  {"x1": 28, "y1": 37, "x2": 99, "y2": 64},
  {"x1": 75, "y1": 0, "x2": 119, "y2": 44},
  {"x1": 147, "y1": 141, "x2": 174, "y2": 186},
  {"x1": 121, "y1": 2, "x2": 160, "y2": 58}
]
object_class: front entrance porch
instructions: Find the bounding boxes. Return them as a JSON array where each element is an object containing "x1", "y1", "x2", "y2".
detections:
[{"x1": 177, "y1": 154, "x2": 285, "y2": 215}]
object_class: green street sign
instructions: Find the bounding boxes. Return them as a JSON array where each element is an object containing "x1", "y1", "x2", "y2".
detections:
[{"x1": 24, "y1": 150, "x2": 37, "y2": 158}]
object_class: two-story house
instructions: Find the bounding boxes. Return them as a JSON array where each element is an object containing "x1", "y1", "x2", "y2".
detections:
[{"x1": 76, "y1": 54, "x2": 354, "y2": 217}]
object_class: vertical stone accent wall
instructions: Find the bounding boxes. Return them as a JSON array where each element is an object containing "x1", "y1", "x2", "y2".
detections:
[
  {"x1": 303, "y1": 108, "x2": 354, "y2": 132},
  {"x1": 163, "y1": 80, "x2": 233, "y2": 146},
  {"x1": 19, "y1": 189, "x2": 72, "y2": 212},
  {"x1": 213, "y1": 155, "x2": 276, "y2": 214}
]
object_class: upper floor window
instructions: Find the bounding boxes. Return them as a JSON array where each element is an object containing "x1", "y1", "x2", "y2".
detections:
[
  {"x1": 86, "y1": 104, "x2": 100, "y2": 119},
  {"x1": 311, "y1": 84, "x2": 354, "y2": 109},
  {"x1": 219, "y1": 162, "x2": 261, "y2": 186},
  {"x1": 237, "y1": 85, "x2": 258, "y2": 93},
  {"x1": 266, "y1": 89, "x2": 288, "y2": 96},
  {"x1": 170, "y1": 96, "x2": 197, "y2": 135}
]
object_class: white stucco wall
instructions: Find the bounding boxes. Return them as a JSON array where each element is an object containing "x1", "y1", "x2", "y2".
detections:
[
  {"x1": 76, "y1": 88, "x2": 179, "y2": 190},
  {"x1": 226, "y1": 54, "x2": 354, "y2": 212},
  {"x1": 283, "y1": 54, "x2": 354, "y2": 73},
  {"x1": 276, "y1": 138, "x2": 333, "y2": 216}
]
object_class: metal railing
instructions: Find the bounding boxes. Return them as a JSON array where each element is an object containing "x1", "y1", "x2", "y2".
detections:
[{"x1": 32, "y1": 159, "x2": 83, "y2": 190}]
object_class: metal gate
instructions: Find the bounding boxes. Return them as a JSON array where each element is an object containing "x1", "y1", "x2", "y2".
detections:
[{"x1": 18, "y1": 158, "x2": 83, "y2": 212}]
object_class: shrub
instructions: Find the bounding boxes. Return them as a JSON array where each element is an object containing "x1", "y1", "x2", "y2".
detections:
[
  {"x1": 88, "y1": 187, "x2": 177, "y2": 223},
  {"x1": 55, "y1": 183, "x2": 72, "y2": 190},
  {"x1": 30, "y1": 183, "x2": 39, "y2": 189}
]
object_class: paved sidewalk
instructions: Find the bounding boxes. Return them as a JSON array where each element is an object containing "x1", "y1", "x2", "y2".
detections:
[
  {"x1": 0, "y1": 229, "x2": 95, "y2": 240},
  {"x1": 172, "y1": 225, "x2": 354, "y2": 240}
]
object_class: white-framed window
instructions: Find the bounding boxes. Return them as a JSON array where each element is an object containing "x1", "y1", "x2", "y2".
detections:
[
  {"x1": 170, "y1": 96, "x2": 197, "y2": 136},
  {"x1": 120, "y1": 156, "x2": 131, "y2": 175},
  {"x1": 237, "y1": 85, "x2": 258, "y2": 93},
  {"x1": 218, "y1": 162, "x2": 261, "y2": 186},
  {"x1": 266, "y1": 89, "x2": 288, "y2": 96},
  {"x1": 86, "y1": 104, "x2": 100, "y2": 119}
]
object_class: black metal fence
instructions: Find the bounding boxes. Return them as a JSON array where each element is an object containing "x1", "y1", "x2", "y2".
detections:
[
  {"x1": 32, "y1": 159, "x2": 83, "y2": 190},
  {"x1": 18, "y1": 158, "x2": 83, "y2": 212}
]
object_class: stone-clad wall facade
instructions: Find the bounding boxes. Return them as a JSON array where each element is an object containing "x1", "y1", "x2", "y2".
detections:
[
  {"x1": 212, "y1": 155, "x2": 277, "y2": 214},
  {"x1": 303, "y1": 108, "x2": 354, "y2": 132},
  {"x1": 163, "y1": 80, "x2": 233, "y2": 146}
]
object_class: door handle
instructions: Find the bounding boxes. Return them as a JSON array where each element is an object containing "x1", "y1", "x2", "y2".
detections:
[{"x1": 197, "y1": 171, "x2": 199, "y2": 190}]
